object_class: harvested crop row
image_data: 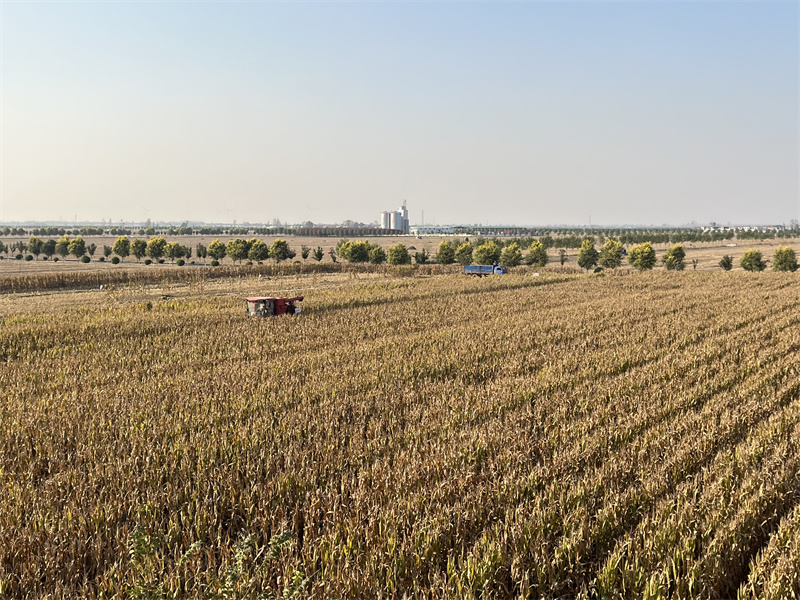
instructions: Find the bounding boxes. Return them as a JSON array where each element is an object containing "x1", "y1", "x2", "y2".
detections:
[{"x1": 0, "y1": 271, "x2": 797, "y2": 598}]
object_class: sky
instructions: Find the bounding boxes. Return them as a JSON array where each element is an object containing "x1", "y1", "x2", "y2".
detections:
[{"x1": 1, "y1": 1, "x2": 797, "y2": 227}]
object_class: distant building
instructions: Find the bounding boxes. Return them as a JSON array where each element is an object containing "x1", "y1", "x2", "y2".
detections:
[
  {"x1": 410, "y1": 226, "x2": 455, "y2": 235},
  {"x1": 380, "y1": 201, "x2": 409, "y2": 234}
]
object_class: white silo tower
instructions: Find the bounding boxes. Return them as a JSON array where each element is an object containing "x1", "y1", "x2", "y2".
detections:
[{"x1": 400, "y1": 201, "x2": 409, "y2": 233}]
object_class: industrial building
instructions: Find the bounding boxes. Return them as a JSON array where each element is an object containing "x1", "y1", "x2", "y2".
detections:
[
  {"x1": 410, "y1": 226, "x2": 455, "y2": 235},
  {"x1": 380, "y1": 201, "x2": 409, "y2": 234}
]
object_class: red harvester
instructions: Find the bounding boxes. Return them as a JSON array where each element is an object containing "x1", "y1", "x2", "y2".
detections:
[{"x1": 244, "y1": 296, "x2": 304, "y2": 317}]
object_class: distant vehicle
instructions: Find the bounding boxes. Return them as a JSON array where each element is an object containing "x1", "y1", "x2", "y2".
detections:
[
  {"x1": 244, "y1": 296, "x2": 303, "y2": 317},
  {"x1": 463, "y1": 264, "x2": 507, "y2": 277}
]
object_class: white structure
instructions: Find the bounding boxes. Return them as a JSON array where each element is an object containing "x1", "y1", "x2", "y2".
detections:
[
  {"x1": 380, "y1": 201, "x2": 409, "y2": 233},
  {"x1": 399, "y1": 201, "x2": 408, "y2": 233},
  {"x1": 410, "y1": 226, "x2": 454, "y2": 235}
]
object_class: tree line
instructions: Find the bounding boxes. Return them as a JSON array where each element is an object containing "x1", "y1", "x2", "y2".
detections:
[
  {"x1": 1, "y1": 234, "x2": 797, "y2": 273},
  {"x1": 568, "y1": 240, "x2": 797, "y2": 272},
  {"x1": 3, "y1": 225, "x2": 799, "y2": 242},
  {"x1": 0, "y1": 236, "x2": 342, "y2": 267},
  {"x1": 429, "y1": 238, "x2": 797, "y2": 272},
  {"x1": 0, "y1": 225, "x2": 261, "y2": 238}
]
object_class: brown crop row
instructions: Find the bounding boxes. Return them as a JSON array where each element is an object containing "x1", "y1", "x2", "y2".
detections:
[
  {"x1": 0, "y1": 271, "x2": 798, "y2": 598},
  {"x1": 0, "y1": 263, "x2": 471, "y2": 295}
]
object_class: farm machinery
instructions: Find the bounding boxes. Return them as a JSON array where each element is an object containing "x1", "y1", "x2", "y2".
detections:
[
  {"x1": 464, "y1": 264, "x2": 508, "y2": 276},
  {"x1": 244, "y1": 296, "x2": 304, "y2": 317}
]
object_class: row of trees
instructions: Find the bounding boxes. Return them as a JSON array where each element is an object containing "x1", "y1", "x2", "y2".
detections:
[
  {"x1": 4, "y1": 225, "x2": 798, "y2": 241},
  {"x1": 0, "y1": 235, "x2": 319, "y2": 266},
  {"x1": 427, "y1": 237, "x2": 795, "y2": 274},
  {"x1": 432, "y1": 240, "x2": 551, "y2": 268},
  {"x1": 108, "y1": 237, "x2": 304, "y2": 265},
  {"x1": 573, "y1": 240, "x2": 798, "y2": 272},
  {"x1": 330, "y1": 240, "x2": 543, "y2": 267},
  {"x1": 3, "y1": 234, "x2": 797, "y2": 273},
  {"x1": 0, "y1": 225, "x2": 249, "y2": 238},
  {"x1": 479, "y1": 229, "x2": 800, "y2": 251},
  {"x1": 0, "y1": 224, "x2": 381, "y2": 238},
  {"x1": 333, "y1": 240, "x2": 417, "y2": 265},
  {"x1": 0, "y1": 236, "x2": 193, "y2": 264},
  {"x1": 0, "y1": 235, "x2": 299, "y2": 265},
  {"x1": 460, "y1": 229, "x2": 799, "y2": 251},
  {"x1": 200, "y1": 238, "x2": 297, "y2": 264},
  {"x1": 719, "y1": 247, "x2": 798, "y2": 272},
  {"x1": 0, "y1": 236, "x2": 97, "y2": 262}
]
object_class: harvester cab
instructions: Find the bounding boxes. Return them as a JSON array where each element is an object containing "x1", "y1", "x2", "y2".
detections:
[{"x1": 244, "y1": 296, "x2": 304, "y2": 317}]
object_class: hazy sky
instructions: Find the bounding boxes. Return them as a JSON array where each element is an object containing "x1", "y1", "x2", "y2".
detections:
[{"x1": 1, "y1": 1, "x2": 797, "y2": 226}]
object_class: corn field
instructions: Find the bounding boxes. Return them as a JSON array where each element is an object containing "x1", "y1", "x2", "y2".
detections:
[
  {"x1": 0, "y1": 263, "x2": 460, "y2": 295},
  {"x1": 0, "y1": 271, "x2": 798, "y2": 599}
]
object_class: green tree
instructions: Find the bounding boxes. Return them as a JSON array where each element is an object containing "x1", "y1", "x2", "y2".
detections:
[
  {"x1": 435, "y1": 241, "x2": 455, "y2": 265},
  {"x1": 131, "y1": 239, "x2": 147, "y2": 262},
  {"x1": 387, "y1": 243, "x2": 411, "y2": 265},
  {"x1": 598, "y1": 239, "x2": 623, "y2": 269},
  {"x1": 68, "y1": 236, "x2": 87, "y2": 260},
  {"x1": 28, "y1": 237, "x2": 43, "y2": 259},
  {"x1": 772, "y1": 245, "x2": 798, "y2": 272},
  {"x1": 248, "y1": 239, "x2": 269, "y2": 262},
  {"x1": 525, "y1": 241, "x2": 548, "y2": 267},
  {"x1": 559, "y1": 248, "x2": 568, "y2": 265},
  {"x1": 577, "y1": 239, "x2": 599, "y2": 270},
  {"x1": 146, "y1": 236, "x2": 167, "y2": 262},
  {"x1": 300, "y1": 245, "x2": 311, "y2": 260},
  {"x1": 312, "y1": 246, "x2": 324, "y2": 262},
  {"x1": 113, "y1": 236, "x2": 130, "y2": 262},
  {"x1": 474, "y1": 241, "x2": 501, "y2": 265},
  {"x1": 165, "y1": 241, "x2": 185, "y2": 263},
  {"x1": 628, "y1": 242, "x2": 657, "y2": 271},
  {"x1": 454, "y1": 242, "x2": 473, "y2": 265},
  {"x1": 87, "y1": 243, "x2": 97, "y2": 257},
  {"x1": 207, "y1": 239, "x2": 227, "y2": 262},
  {"x1": 500, "y1": 242, "x2": 522, "y2": 267},
  {"x1": 226, "y1": 238, "x2": 250, "y2": 264},
  {"x1": 662, "y1": 245, "x2": 686, "y2": 271},
  {"x1": 42, "y1": 239, "x2": 56, "y2": 260},
  {"x1": 55, "y1": 236, "x2": 70, "y2": 259},
  {"x1": 335, "y1": 238, "x2": 349, "y2": 257},
  {"x1": 719, "y1": 254, "x2": 733, "y2": 271},
  {"x1": 368, "y1": 245, "x2": 386, "y2": 264},
  {"x1": 103, "y1": 245, "x2": 113, "y2": 258},
  {"x1": 338, "y1": 240, "x2": 371, "y2": 263},
  {"x1": 269, "y1": 239, "x2": 292, "y2": 263},
  {"x1": 740, "y1": 249, "x2": 766, "y2": 272},
  {"x1": 414, "y1": 249, "x2": 429, "y2": 264}
]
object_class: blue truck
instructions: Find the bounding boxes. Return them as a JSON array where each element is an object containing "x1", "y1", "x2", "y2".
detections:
[{"x1": 464, "y1": 264, "x2": 508, "y2": 276}]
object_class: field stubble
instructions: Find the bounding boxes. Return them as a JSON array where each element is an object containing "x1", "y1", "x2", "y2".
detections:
[{"x1": 0, "y1": 270, "x2": 798, "y2": 599}]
